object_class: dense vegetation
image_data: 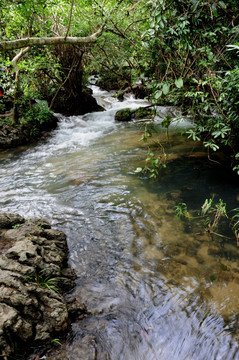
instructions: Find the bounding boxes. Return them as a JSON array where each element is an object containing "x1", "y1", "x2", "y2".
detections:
[{"x1": 0, "y1": 0, "x2": 239, "y2": 172}]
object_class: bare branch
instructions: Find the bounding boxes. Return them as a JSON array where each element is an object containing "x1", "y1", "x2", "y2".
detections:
[
  {"x1": 12, "y1": 47, "x2": 30, "y2": 123},
  {"x1": 0, "y1": 28, "x2": 103, "y2": 51},
  {"x1": 0, "y1": 111, "x2": 13, "y2": 118},
  {"x1": 12, "y1": 47, "x2": 30, "y2": 72}
]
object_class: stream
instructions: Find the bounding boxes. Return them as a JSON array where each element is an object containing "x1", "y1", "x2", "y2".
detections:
[{"x1": 0, "y1": 85, "x2": 239, "y2": 359}]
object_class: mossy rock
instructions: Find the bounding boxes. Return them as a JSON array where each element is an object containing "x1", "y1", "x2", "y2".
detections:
[
  {"x1": 115, "y1": 91, "x2": 124, "y2": 102},
  {"x1": 97, "y1": 74, "x2": 129, "y2": 91},
  {"x1": 115, "y1": 108, "x2": 132, "y2": 122},
  {"x1": 134, "y1": 107, "x2": 153, "y2": 120}
]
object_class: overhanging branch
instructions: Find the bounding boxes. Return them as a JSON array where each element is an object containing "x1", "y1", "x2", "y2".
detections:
[{"x1": 0, "y1": 28, "x2": 103, "y2": 51}]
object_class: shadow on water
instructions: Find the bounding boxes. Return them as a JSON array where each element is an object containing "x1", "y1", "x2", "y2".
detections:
[{"x1": 0, "y1": 87, "x2": 239, "y2": 359}]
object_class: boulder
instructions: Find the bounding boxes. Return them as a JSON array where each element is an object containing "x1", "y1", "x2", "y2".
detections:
[
  {"x1": 124, "y1": 84, "x2": 150, "y2": 99},
  {"x1": 51, "y1": 88, "x2": 104, "y2": 116},
  {"x1": 0, "y1": 117, "x2": 58, "y2": 149},
  {"x1": 115, "y1": 108, "x2": 132, "y2": 122},
  {"x1": 0, "y1": 213, "x2": 78, "y2": 359},
  {"x1": 133, "y1": 107, "x2": 153, "y2": 120},
  {"x1": 0, "y1": 213, "x2": 25, "y2": 229}
]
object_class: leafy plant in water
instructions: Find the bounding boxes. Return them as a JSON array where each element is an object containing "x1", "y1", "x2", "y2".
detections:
[
  {"x1": 174, "y1": 196, "x2": 239, "y2": 243},
  {"x1": 145, "y1": 151, "x2": 165, "y2": 179},
  {"x1": 211, "y1": 199, "x2": 227, "y2": 230},
  {"x1": 175, "y1": 203, "x2": 190, "y2": 219},
  {"x1": 231, "y1": 208, "x2": 239, "y2": 245},
  {"x1": 135, "y1": 149, "x2": 167, "y2": 180},
  {"x1": 135, "y1": 123, "x2": 167, "y2": 179},
  {"x1": 140, "y1": 124, "x2": 153, "y2": 143},
  {"x1": 161, "y1": 115, "x2": 172, "y2": 140}
]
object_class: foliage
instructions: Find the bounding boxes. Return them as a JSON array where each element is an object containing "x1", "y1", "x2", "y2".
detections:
[
  {"x1": 87, "y1": 0, "x2": 239, "y2": 174},
  {"x1": 133, "y1": 0, "x2": 239, "y2": 172},
  {"x1": 175, "y1": 196, "x2": 239, "y2": 244},
  {"x1": 115, "y1": 108, "x2": 132, "y2": 122},
  {"x1": 51, "y1": 338, "x2": 62, "y2": 345},
  {"x1": 22, "y1": 101, "x2": 55, "y2": 126},
  {"x1": 26, "y1": 269, "x2": 63, "y2": 293},
  {"x1": 135, "y1": 122, "x2": 168, "y2": 179},
  {"x1": 231, "y1": 208, "x2": 239, "y2": 245},
  {"x1": 135, "y1": 150, "x2": 166, "y2": 180},
  {"x1": 175, "y1": 203, "x2": 190, "y2": 219}
]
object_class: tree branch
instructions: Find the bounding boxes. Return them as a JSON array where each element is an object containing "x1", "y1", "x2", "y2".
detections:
[
  {"x1": 12, "y1": 47, "x2": 30, "y2": 123},
  {"x1": 12, "y1": 47, "x2": 30, "y2": 72},
  {"x1": 65, "y1": 0, "x2": 74, "y2": 40},
  {"x1": 0, "y1": 28, "x2": 103, "y2": 51}
]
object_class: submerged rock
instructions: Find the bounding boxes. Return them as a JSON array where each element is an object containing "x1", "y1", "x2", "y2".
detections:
[{"x1": 0, "y1": 213, "x2": 80, "y2": 359}]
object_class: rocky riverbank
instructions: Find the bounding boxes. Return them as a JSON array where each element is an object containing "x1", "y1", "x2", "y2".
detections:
[
  {"x1": 0, "y1": 87, "x2": 104, "y2": 150},
  {"x1": 0, "y1": 119, "x2": 58, "y2": 149},
  {"x1": 0, "y1": 213, "x2": 86, "y2": 360}
]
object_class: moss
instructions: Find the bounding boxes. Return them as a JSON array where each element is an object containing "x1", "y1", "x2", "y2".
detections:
[
  {"x1": 134, "y1": 107, "x2": 153, "y2": 120},
  {"x1": 115, "y1": 108, "x2": 132, "y2": 122},
  {"x1": 210, "y1": 274, "x2": 217, "y2": 282},
  {"x1": 115, "y1": 91, "x2": 124, "y2": 101}
]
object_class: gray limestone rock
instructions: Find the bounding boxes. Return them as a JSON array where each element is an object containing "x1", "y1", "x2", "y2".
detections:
[
  {"x1": 0, "y1": 213, "x2": 25, "y2": 229},
  {"x1": 0, "y1": 213, "x2": 76, "y2": 359}
]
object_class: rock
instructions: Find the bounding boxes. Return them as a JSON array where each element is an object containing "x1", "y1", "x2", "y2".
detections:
[
  {"x1": 115, "y1": 108, "x2": 132, "y2": 122},
  {"x1": 208, "y1": 244, "x2": 222, "y2": 257},
  {"x1": 132, "y1": 84, "x2": 150, "y2": 99},
  {"x1": 133, "y1": 107, "x2": 153, "y2": 120},
  {"x1": 0, "y1": 302, "x2": 33, "y2": 341},
  {"x1": 65, "y1": 296, "x2": 88, "y2": 320},
  {"x1": 0, "y1": 213, "x2": 77, "y2": 359},
  {"x1": 124, "y1": 84, "x2": 150, "y2": 99},
  {"x1": 115, "y1": 90, "x2": 124, "y2": 101},
  {"x1": 41, "y1": 228, "x2": 66, "y2": 242},
  {"x1": 6, "y1": 239, "x2": 42, "y2": 266},
  {"x1": 0, "y1": 213, "x2": 25, "y2": 229},
  {"x1": 0, "y1": 255, "x2": 34, "y2": 275},
  {"x1": 96, "y1": 75, "x2": 129, "y2": 91},
  {"x1": 51, "y1": 88, "x2": 104, "y2": 116},
  {"x1": 0, "y1": 118, "x2": 58, "y2": 149}
]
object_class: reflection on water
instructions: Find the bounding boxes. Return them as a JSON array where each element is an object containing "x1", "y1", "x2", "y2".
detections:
[{"x1": 0, "y1": 87, "x2": 239, "y2": 359}]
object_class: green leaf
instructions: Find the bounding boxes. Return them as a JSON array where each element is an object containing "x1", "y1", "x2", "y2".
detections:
[
  {"x1": 218, "y1": 1, "x2": 227, "y2": 9},
  {"x1": 155, "y1": 90, "x2": 162, "y2": 99},
  {"x1": 134, "y1": 167, "x2": 142, "y2": 173},
  {"x1": 162, "y1": 83, "x2": 170, "y2": 95},
  {"x1": 191, "y1": 0, "x2": 201, "y2": 12},
  {"x1": 211, "y1": 4, "x2": 218, "y2": 17},
  {"x1": 175, "y1": 78, "x2": 184, "y2": 88}
]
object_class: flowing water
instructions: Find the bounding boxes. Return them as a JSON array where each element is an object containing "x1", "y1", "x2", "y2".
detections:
[{"x1": 0, "y1": 86, "x2": 239, "y2": 360}]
